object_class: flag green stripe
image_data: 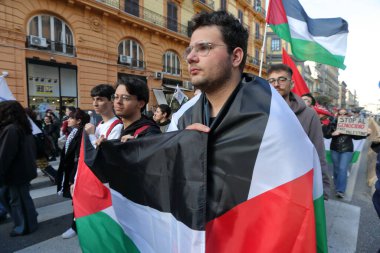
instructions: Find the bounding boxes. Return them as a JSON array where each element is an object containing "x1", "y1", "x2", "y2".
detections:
[
  {"x1": 314, "y1": 195, "x2": 328, "y2": 253},
  {"x1": 270, "y1": 23, "x2": 346, "y2": 69},
  {"x1": 325, "y1": 150, "x2": 360, "y2": 164},
  {"x1": 76, "y1": 211, "x2": 140, "y2": 253}
]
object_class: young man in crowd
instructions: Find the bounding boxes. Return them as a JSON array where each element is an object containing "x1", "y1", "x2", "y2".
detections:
[
  {"x1": 153, "y1": 104, "x2": 172, "y2": 133},
  {"x1": 84, "y1": 84, "x2": 123, "y2": 148},
  {"x1": 268, "y1": 64, "x2": 331, "y2": 199},
  {"x1": 110, "y1": 77, "x2": 160, "y2": 142},
  {"x1": 168, "y1": 11, "x2": 324, "y2": 251}
]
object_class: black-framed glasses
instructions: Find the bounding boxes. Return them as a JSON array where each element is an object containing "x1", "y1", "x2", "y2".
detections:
[
  {"x1": 183, "y1": 41, "x2": 226, "y2": 60},
  {"x1": 111, "y1": 94, "x2": 134, "y2": 102},
  {"x1": 267, "y1": 77, "x2": 291, "y2": 85}
]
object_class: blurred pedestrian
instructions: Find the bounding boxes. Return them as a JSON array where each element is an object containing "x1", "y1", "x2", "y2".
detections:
[
  {"x1": 43, "y1": 114, "x2": 59, "y2": 161},
  {"x1": 153, "y1": 104, "x2": 172, "y2": 133},
  {"x1": 324, "y1": 108, "x2": 370, "y2": 198},
  {"x1": 0, "y1": 100, "x2": 38, "y2": 236},
  {"x1": 56, "y1": 108, "x2": 90, "y2": 239},
  {"x1": 301, "y1": 93, "x2": 316, "y2": 107}
]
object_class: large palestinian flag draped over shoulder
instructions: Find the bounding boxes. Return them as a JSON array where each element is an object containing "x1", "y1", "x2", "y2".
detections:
[
  {"x1": 74, "y1": 74, "x2": 327, "y2": 252},
  {"x1": 267, "y1": 0, "x2": 348, "y2": 69},
  {"x1": 170, "y1": 74, "x2": 327, "y2": 252}
]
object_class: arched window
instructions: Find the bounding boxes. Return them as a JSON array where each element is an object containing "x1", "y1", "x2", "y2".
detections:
[
  {"x1": 163, "y1": 51, "x2": 180, "y2": 75},
  {"x1": 28, "y1": 15, "x2": 74, "y2": 55},
  {"x1": 118, "y1": 39, "x2": 144, "y2": 69}
]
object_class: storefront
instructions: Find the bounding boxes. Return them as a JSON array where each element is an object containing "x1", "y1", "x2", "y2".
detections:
[{"x1": 27, "y1": 59, "x2": 77, "y2": 119}]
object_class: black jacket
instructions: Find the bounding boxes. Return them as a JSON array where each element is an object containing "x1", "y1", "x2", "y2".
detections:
[
  {"x1": 0, "y1": 124, "x2": 37, "y2": 186},
  {"x1": 56, "y1": 128, "x2": 83, "y2": 198},
  {"x1": 121, "y1": 115, "x2": 161, "y2": 138},
  {"x1": 324, "y1": 119, "x2": 366, "y2": 152}
]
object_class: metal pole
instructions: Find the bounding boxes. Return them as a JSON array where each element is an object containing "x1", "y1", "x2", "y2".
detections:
[{"x1": 259, "y1": 24, "x2": 268, "y2": 77}]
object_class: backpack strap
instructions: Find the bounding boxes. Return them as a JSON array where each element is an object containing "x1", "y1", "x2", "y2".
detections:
[
  {"x1": 105, "y1": 119, "x2": 122, "y2": 138},
  {"x1": 133, "y1": 125, "x2": 150, "y2": 138}
]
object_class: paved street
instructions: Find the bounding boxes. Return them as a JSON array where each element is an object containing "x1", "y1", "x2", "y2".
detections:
[{"x1": 1, "y1": 142, "x2": 380, "y2": 252}]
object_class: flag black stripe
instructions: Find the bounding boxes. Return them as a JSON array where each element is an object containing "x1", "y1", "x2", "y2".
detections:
[
  {"x1": 85, "y1": 131, "x2": 208, "y2": 230},
  {"x1": 176, "y1": 74, "x2": 272, "y2": 221}
]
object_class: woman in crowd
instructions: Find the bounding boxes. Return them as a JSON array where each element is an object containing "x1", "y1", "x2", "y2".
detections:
[
  {"x1": 56, "y1": 108, "x2": 89, "y2": 239},
  {"x1": 324, "y1": 108, "x2": 370, "y2": 198},
  {"x1": 0, "y1": 101, "x2": 38, "y2": 236},
  {"x1": 43, "y1": 114, "x2": 59, "y2": 161}
]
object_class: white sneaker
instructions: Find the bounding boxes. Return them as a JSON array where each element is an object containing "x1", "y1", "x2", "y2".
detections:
[{"x1": 62, "y1": 228, "x2": 76, "y2": 239}]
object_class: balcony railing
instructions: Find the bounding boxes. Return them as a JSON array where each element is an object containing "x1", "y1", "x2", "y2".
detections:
[
  {"x1": 118, "y1": 57, "x2": 146, "y2": 69},
  {"x1": 96, "y1": 0, "x2": 119, "y2": 8},
  {"x1": 95, "y1": 0, "x2": 189, "y2": 37},
  {"x1": 193, "y1": 0, "x2": 215, "y2": 10},
  {"x1": 254, "y1": 5, "x2": 266, "y2": 18},
  {"x1": 26, "y1": 36, "x2": 76, "y2": 56}
]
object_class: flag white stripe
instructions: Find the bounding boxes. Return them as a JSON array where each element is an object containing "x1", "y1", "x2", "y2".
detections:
[
  {"x1": 110, "y1": 189, "x2": 205, "y2": 253},
  {"x1": 248, "y1": 87, "x2": 317, "y2": 199},
  {"x1": 287, "y1": 16, "x2": 348, "y2": 56}
]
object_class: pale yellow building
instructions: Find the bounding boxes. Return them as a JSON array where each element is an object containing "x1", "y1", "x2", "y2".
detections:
[{"x1": 0, "y1": 0, "x2": 266, "y2": 116}]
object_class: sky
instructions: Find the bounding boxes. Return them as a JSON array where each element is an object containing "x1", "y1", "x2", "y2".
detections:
[{"x1": 269, "y1": 0, "x2": 380, "y2": 106}]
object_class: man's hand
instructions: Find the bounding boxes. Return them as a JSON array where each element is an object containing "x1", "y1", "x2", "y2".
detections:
[
  {"x1": 95, "y1": 135, "x2": 105, "y2": 147},
  {"x1": 121, "y1": 134, "x2": 135, "y2": 143},
  {"x1": 85, "y1": 123, "x2": 96, "y2": 135},
  {"x1": 185, "y1": 123, "x2": 211, "y2": 133},
  {"x1": 332, "y1": 130, "x2": 341, "y2": 136},
  {"x1": 70, "y1": 184, "x2": 74, "y2": 197}
]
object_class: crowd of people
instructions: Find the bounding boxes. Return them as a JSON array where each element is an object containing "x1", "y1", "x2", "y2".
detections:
[{"x1": 0, "y1": 10, "x2": 378, "y2": 252}]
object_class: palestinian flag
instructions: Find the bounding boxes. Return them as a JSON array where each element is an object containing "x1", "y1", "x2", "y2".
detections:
[
  {"x1": 74, "y1": 74, "x2": 328, "y2": 252},
  {"x1": 324, "y1": 138, "x2": 365, "y2": 164},
  {"x1": 169, "y1": 74, "x2": 327, "y2": 252},
  {"x1": 282, "y1": 48, "x2": 310, "y2": 96},
  {"x1": 73, "y1": 131, "x2": 208, "y2": 253},
  {"x1": 267, "y1": 0, "x2": 348, "y2": 69}
]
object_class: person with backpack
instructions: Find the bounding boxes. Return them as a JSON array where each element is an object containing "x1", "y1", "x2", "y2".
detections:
[
  {"x1": 112, "y1": 77, "x2": 161, "y2": 141},
  {"x1": 84, "y1": 84, "x2": 123, "y2": 149}
]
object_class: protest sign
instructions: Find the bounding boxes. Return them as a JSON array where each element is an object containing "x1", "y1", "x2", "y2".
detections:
[{"x1": 336, "y1": 116, "x2": 368, "y2": 136}]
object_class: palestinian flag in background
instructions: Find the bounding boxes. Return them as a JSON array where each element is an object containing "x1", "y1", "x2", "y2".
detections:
[
  {"x1": 282, "y1": 48, "x2": 310, "y2": 96},
  {"x1": 267, "y1": 0, "x2": 348, "y2": 69},
  {"x1": 169, "y1": 74, "x2": 327, "y2": 253},
  {"x1": 324, "y1": 138, "x2": 365, "y2": 164}
]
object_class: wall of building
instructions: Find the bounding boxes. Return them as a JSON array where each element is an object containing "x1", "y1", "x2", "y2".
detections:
[{"x1": 0, "y1": 0, "x2": 266, "y2": 114}]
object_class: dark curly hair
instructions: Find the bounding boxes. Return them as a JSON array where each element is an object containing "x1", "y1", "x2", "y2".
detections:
[
  {"x1": 189, "y1": 11, "x2": 249, "y2": 72},
  {"x1": 0, "y1": 100, "x2": 32, "y2": 134}
]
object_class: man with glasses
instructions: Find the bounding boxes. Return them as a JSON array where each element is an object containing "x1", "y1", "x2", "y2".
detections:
[
  {"x1": 111, "y1": 77, "x2": 160, "y2": 142},
  {"x1": 268, "y1": 64, "x2": 331, "y2": 199},
  {"x1": 168, "y1": 11, "x2": 325, "y2": 251}
]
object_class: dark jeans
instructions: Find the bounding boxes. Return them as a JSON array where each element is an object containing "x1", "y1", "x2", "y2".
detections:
[{"x1": 0, "y1": 184, "x2": 38, "y2": 234}]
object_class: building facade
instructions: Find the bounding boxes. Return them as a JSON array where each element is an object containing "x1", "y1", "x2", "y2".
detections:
[{"x1": 0, "y1": 0, "x2": 267, "y2": 117}]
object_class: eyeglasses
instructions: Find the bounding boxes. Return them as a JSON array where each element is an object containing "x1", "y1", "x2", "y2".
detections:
[
  {"x1": 111, "y1": 94, "x2": 134, "y2": 102},
  {"x1": 267, "y1": 77, "x2": 291, "y2": 85},
  {"x1": 183, "y1": 42, "x2": 226, "y2": 60}
]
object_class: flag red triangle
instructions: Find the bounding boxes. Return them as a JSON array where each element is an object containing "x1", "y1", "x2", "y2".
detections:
[{"x1": 282, "y1": 48, "x2": 310, "y2": 96}]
